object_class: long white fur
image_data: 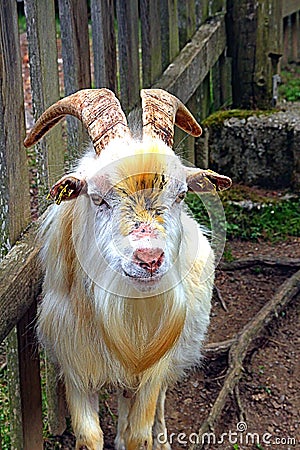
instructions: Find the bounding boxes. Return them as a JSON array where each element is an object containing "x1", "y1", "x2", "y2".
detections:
[{"x1": 38, "y1": 137, "x2": 214, "y2": 450}]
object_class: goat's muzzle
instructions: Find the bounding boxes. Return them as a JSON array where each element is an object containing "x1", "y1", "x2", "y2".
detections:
[{"x1": 132, "y1": 248, "x2": 165, "y2": 276}]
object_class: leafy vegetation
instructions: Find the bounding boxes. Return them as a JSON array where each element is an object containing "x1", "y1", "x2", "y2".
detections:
[
  {"x1": 279, "y1": 65, "x2": 300, "y2": 102},
  {"x1": 0, "y1": 367, "x2": 10, "y2": 449},
  {"x1": 186, "y1": 187, "x2": 300, "y2": 241}
]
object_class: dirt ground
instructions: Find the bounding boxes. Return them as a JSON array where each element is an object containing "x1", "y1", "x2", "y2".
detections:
[
  {"x1": 19, "y1": 33, "x2": 300, "y2": 449},
  {"x1": 41, "y1": 238, "x2": 300, "y2": 450}
]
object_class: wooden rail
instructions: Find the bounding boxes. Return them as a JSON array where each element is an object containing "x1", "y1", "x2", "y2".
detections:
[
  {"x1": 283, "y1": 0, "x2": 300, "y2": 16},
  {"x1": 0, "y1": 0, "x2": 299, "y2": 448}
]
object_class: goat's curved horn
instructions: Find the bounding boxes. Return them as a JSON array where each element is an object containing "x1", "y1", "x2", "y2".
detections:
[
  {"x1": 24, "y1": 89, "x2": 131, "y2": 154},
  {"x1": 141, "y1": 89, "x2": 202, "y2": 148}
]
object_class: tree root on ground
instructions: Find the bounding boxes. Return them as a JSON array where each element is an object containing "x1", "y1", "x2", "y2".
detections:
[
  {"x1": 219, "y1": 256, "x2": 300, "y2": 271},
  {"x1": 192, "y1": 266, "x2": 300, "y2": 450}
]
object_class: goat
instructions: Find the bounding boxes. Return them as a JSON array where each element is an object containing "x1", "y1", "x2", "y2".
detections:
[{"x1": 24, "y1": 88, "x2": 231, "y2": 450}]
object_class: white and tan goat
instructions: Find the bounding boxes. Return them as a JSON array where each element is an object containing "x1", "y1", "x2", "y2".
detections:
[{"x1": 24, "y1": 89, "x2": 231, "y2": 450}]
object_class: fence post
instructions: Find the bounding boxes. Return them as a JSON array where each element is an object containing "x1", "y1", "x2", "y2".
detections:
[
  {"x1": 115, "y1": 0, "x2": 140, "y2": 112},
  {"x1": 140, "y1": 0, "x2": 162, "y2": 88},
  {"x1": 291, "y1": 12, "x2": 299, "y2": 62},
  {"x1": 0, "y1": 1, "x2": 30, "y2": 256},
  {"x1": 24, "y1": 0, "x2": 65, "y2": 210},
  {"x1": 175, "y1": 1, "x2": 196, "y2": 163},
  {"x1": 0, "y1": 1, "x2": 38, "y2": 449},
  {"x1": 58, "y1": 0, "x2": 91, "y2": 163},
  {"x1": 178, "y1": 0, "x2": 196, "y2": 49},
  {"x1": 91, "y1": 0, "x2": 117, "y2": 91},
  {"x1": 17, "y1": 301, "x2": 43, "y2": 450},
  {"x1": 227, "y1": 0, "x2": 283, "y2": 109},
  {"x1": 160, "y1": 0, "x2": 180, "y2": 71}
]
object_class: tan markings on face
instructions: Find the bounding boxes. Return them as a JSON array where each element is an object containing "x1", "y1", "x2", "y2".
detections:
[{"x1": 115, "y1": 173, "x2": 168, "y2": 236}]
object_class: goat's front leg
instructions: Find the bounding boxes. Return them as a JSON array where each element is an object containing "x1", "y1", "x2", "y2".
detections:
[
  {"x1": 116, "y1": 382, "x2": 161, "y2": 450},
  {"x1": 153, "y1": 386, "x2": 171, "y2": 450},
  {"x1": 65, "y1": 378, "x2": 103, "y2": 450},
  {"x1": 115, "y1": 389, "x2": 132, "y2": 450}
]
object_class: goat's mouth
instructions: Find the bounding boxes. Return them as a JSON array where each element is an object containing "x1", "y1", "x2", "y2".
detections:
[{"x1": 123, "y1": 270, "x2": 162, "y2": 283}]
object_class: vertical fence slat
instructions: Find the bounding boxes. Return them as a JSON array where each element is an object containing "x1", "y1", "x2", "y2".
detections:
[
  {"x1": 24, "y1": 0, "x2": 65, "y2": 208},
  {"x1": 116, "y1": 0, "x2": 140, "y2": 111},
  {"x1": 219, "y1": 50, "x2": 232, "y2": 107},
  {"x1": 91, "y1": 0, "x2": 117, "y2": 91},
  {"x1": 161, "y1": 0, "x2": 180, "y2": 70},
  {"x1": 228, "y1": 0, "x2": 283, "y2": 109},
  {"x1": 45, "y1": 360, "x2": 67, "y2": 435},
  {"x1": 140, "y1": 0, "x2": 162, "y2": 88},
  {"x1": 0, "y1": 0, "x2": 30, "y2": 255},
  {"x1": 291, "y1": 12, "x2": 298, "y2": 62},
  {"x1": 17, "y1": 300, "x2": 43, "y2": 450},
  {"x1": 58, "y1": 0, "x2": 91, "y2": 161},
  {"x1": 178, "y1": 0, "x2": 196, "y2": 48},
  {"x1": 6, "y1": 331, "x2": 23, "y2": 450},
  {"x1": 175, "y1": 0, "x2": 198, "y2": 163},
  {"x1": 0, "y1": 2, "x2": 31, "y2": 448}
]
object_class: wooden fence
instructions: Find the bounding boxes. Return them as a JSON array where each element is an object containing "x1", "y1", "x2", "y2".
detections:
[{"x1": 0, "y1": 0, "x2": 299, "y2": 448}]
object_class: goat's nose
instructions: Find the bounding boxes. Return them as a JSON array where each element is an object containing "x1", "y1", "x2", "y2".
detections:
[{"x1": 133, "y1": 248, "x2": 164, "y2": 274}]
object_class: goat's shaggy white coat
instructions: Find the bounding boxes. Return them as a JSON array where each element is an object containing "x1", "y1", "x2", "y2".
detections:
[{"x1": 38, "y1": 138, "x2": 214, "y2": 450}]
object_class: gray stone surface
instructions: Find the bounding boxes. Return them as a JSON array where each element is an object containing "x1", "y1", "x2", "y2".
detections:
[{"x1": 201, "y1": 103, "x2": 300, "y2": 190}]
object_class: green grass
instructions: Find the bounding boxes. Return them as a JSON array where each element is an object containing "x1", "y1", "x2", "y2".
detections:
[
  {"x1": 186, "y1": 188, "x2": 300, "y2": 242},
  {"x1": 279, "y1": 65, "x2": 300, "y2": 102}
]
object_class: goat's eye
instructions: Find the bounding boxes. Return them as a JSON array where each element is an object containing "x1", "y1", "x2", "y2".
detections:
[
  {"x1": 155, "y1": 206, "x2": 167, "y2": 216},
  {"x1": 175, "y1": 191, "x2": 186, "y2": 203},
  {"x1": 91, "y1": 194, "x2": 106, "y2": 207}
]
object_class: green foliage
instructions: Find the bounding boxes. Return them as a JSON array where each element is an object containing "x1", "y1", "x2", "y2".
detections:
[
  {"x1": 0, "y1": 367, "x2": 11, "y2": 450},
  {"x1": 186, "y1": 188, "x2": 300, "y2": 242},
  {"x1": 18, "y1": 14, "x2": 27, "y2": 34},
  {"x1": 279, "y1": 65, "x2": 300, "y2": 102}
]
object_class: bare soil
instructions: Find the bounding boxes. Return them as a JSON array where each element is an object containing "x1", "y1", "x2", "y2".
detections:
[
  {"x1": 42, "y1": 240, "x2": 300, "y2": 450},
  {"x1": 19, "y1": 33, "x2": 300, "y2": 450}
]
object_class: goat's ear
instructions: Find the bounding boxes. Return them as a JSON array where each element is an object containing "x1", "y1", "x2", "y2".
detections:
[
  {"x1": 48, "y1": 175, "x2": 87, "y2": 205},
  {"x1": 186, "y1": 168, "x2": 232, "y2": 193}
]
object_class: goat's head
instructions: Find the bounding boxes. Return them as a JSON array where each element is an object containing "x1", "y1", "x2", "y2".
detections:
[{"x1": 24, "y1": 89, "x2": 231, "y2": 294}]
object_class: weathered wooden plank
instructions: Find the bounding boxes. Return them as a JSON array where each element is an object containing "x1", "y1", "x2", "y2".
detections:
[
  {"x1": 282, "y1": 16, "x2": 290, "y2": 66},
  {"x1": 58, "y1": 0, "x2": 91, "y2": 94},
  {"x1": 254, "y1": 0, "x2": 283, "y2": 107},
  {"x1": 227, "y1": 0, "x2": 283, "y2": 109},
  {"x1": 17, "y1": 300, "x2": 43, "y2": 450},
  {"x1": 46, "y1": 359, "x2": 67, "y2": 435},
  {"x1": 211, "y1": 59, "x2": 221, "y2": 111},
  {"x1": 153, "y1": 17, "x2": 226, "y2": 104},
  {"x1": 291, "y1": 12, "x2": 299, "y2": 62},
  {"x1": 0, "y1": 0, "x2": 30, "y2": 257},
  {"x1": 58, "y1": 0, "x2": 91, "y2": 162},
  {"x1": 160, "y1": 0, "x2": 180, "y2": 70},
  {"x1": 0, "y1": 5, "x2": 31, "y2": 446},
  {"x1": 6, "y1": 329, "x2": 23, "y2": 450},
  {"x1": 283, "y1": 0, "x2": 300, "y2": 17},
  {"x1": 178, "y1": 0, "x2": 196, "y2": 48},
  {"x1": 0, "y1": 219, "x2": 42, "y2": 344},
  {"x1": 91, "y1": 0, "x2": 117, "y2": 91},
  {"x1": 24, "y1": 0, "x2": 64, "y2": 206},
  {"x1": 115, "y1": 0, "x2": 140, "y2": 112},
  {"x1": 219, "y1": 51, "x2": 232, "y2": 107},
  {"x1": 140, "y1": 0, "x2": 162, "y2": 87}
]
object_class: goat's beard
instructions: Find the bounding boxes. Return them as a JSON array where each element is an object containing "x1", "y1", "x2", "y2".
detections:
[{"x1": 93, "y1": 278, "x2": 187, "y2": 376}]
